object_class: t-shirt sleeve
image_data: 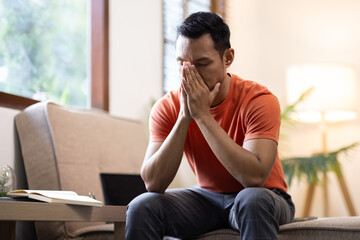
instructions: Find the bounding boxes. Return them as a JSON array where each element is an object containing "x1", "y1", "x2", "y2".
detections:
[
  {"x1": 149, "y1": 94, "x2": 179, "y2": 142},
  {"x1": 243, "y1": 94, "x2": 281, "y2": 143}
]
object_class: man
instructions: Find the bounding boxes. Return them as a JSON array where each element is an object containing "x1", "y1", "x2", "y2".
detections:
[{"x1": 126, "y1": 11, "x2": 295, "y2": 240}]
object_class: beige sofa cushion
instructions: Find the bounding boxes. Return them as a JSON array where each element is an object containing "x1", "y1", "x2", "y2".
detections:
[
  {"x1": 278, "y1": 217, "x2": 360, "y2": 240},
  {"x1": 15, "y1": 101, "x2": 147, "y2": 239},
  {"x1": 166, "y1": 217, "x2": 360, "y2": 239}
]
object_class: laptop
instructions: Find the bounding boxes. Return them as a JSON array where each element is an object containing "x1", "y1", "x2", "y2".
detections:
[{"x1": 100, "y1": 173, "x2": 147, "y2": 206}]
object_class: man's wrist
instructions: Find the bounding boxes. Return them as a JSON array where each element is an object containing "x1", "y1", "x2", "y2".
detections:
[
  {"x1": 178, "y1": 113, "x2": 192, "y2": 126},
  {"x1": 193, "y1": 111, "x2": 212, "y2": 124}
]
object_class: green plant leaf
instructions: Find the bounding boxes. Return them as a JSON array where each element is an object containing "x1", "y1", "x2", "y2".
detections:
[{"x1": 281, "y1": 143, "x2": 358, "y2": 186}]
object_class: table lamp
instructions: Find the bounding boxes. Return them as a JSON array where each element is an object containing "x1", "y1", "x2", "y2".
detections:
[{"x1": 286, "y1": 63, "x2": 359, "y2": 217}]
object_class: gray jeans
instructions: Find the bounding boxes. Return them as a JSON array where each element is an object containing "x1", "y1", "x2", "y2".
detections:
[{"x1": 126, "y1": 186, "x2": 295, "y2": 240}]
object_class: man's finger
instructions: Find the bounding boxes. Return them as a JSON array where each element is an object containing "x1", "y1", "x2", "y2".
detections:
[
  {"x1": 184, "y1": 65, "x2": 198, "y2": 91},
  {"x1": 181, "y1": 62, "x2": 186, "y2": 79},
  {"x1": 190, "y1": 65, "x2": 207, "y2": 88},
  {"x1": 184, "y1": 64, "x2": 194, "y2": 85},
  {"x1": 181, "y1": 77, "x2": 190, "y2": 94},
  {"x1": 210, "y1": 82, "x2": 221, "y2": 99}
]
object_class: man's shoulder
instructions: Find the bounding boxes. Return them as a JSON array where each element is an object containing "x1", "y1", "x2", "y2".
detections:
[
  {"x1": 158, "y1": 87, "x2": 180, "y2": 104},
  {"x1": 231, "y1": 74, "x2": 271, "y2": 92},
  {"x1": 230, "y1": 74, "x2": 277, "y2": 102},
  {"x1": 151, "y1": 88, "x2": 181, "y2": 116}
]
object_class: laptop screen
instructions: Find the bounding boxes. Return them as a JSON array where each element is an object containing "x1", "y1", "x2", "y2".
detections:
[{"x1": 100, "y1": 173, "x2": 147, "y2": 206}]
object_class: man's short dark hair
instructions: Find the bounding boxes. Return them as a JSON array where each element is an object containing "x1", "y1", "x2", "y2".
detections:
[{"x1": 177, "y1": 11, "x2": 231, "y2": 57}]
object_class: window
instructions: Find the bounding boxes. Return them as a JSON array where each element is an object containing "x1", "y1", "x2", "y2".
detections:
[
  {"x1": 0, "y1": 0, "x2": 108, "y2": 111},
  {"x1": 163, "y1": 0, "x2": 226, "y2": 93}
]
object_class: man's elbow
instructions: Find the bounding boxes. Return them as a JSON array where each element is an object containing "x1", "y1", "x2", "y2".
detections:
[
  {"x1": 144, "y1": 182, "x2": 166, "y2": 194},
  {"x1": 141, "y1": 172, "x2": 167, "y2": 194},
  {"x1": 242, "y1": 174, "x2": 268, "y2": 188}
]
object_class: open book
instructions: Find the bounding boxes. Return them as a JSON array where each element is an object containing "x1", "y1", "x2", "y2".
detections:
[{"x1": 7, "y1": 190, "x2": 102, "y2": 207}]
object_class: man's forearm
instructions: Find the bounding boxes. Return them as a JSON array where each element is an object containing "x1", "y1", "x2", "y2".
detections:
[
  {"x1": 141, "y1": 116, "x2": 191, "y2": 193},
  {"x1": 194, "y1": 113, "x2": 275, "y2": 187}
]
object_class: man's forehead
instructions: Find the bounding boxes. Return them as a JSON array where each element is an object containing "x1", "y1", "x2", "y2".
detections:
[
  {"x1": 176, "y1": 34, "x2": 216, "y2": 61},
  {"x1": 176, "y1": 34, "x2": 215, "y2": 48}
]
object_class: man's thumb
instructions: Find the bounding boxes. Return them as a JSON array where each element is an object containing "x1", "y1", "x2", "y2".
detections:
[{"x1": 211, "y1": 82, "x2": 221, "y2": 98}]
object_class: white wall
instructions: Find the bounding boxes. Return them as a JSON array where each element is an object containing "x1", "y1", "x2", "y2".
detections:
[
  {"x1": 0, "y1": 107, "x2": 19, "y2": 168},
  {"x1": 0, "y1": 107, "x2": 28, "y2": 189},
  {"x1": 109, "y1": 0, "x2": 163, "y2": 122},
  {"x1": 228, "y1": 0, "x2": 360, "y2": 107},
  {"x1": 227, "y1": 0, "x2": 360, "y2": 218}
]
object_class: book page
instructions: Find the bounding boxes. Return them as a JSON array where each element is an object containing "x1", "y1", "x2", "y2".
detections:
[
  {"x1": 8, "y1": 189, "x2": 102, "y2": 207},
  {"x1": 8, "y1": 189, "x2": 77, "y2": 197},
  {"x1": 29, "y1": 192, "x2": 102, "y2": 207},
  {"x1": 28, "y1": 190, "x2": 78, "y2": 198}
]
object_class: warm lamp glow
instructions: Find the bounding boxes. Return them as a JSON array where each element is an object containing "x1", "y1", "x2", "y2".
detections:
[
  {"x1": 287, "y1": 64, "x2": 359, "y2": 218},
  {"x1": 287, "y1": 64, "x2": 359, "y2": 123}
]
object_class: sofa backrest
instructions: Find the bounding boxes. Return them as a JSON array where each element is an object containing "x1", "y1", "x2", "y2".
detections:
[{"x1": 15, "y1": 101, "x2": 147, "y2": 239}]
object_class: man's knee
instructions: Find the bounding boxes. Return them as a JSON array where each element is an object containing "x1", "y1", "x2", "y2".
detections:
[
  {"x1": 126, "y1": 191, "x2": 167, "y2": 233},
  {"x1": 230, "y1": 188, "x2": 280, "y2": 238},
  {"x1": 127, "y1": 192, "x2": 164, "y2": 215},
  {"x1": 126, "y1": 192, "x2": 166, "y2": 239},
  {"x1": 233, "y1": 188, "x2": 275, "y2": 215}
]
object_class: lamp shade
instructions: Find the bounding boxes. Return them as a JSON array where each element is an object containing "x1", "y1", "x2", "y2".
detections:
[{"x1": 287, "y1": 64, "x2": 359, "y2": 122}]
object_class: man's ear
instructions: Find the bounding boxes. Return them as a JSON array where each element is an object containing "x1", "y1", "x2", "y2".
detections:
[{"x1": 223, "y1": 48, "x2": 235, "y2": 68}]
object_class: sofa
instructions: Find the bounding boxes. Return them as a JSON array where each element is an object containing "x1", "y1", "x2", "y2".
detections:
[
  {"x1": 15, "y1": 102, "x2": 360, "y2": 239},
  {"x1": 15, "y1": 101, "x2": 147, "y2": 240}
]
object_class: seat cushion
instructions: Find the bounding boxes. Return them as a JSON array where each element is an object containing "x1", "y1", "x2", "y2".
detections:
[
  {"x1": 278, "y1": 217, "x2": 360, "y2": 240},
  {"x1": 165, "y1": 217, "x2": 360, "y2": 240}
]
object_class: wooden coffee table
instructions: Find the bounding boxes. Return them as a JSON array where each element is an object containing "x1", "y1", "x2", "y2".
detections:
[{"x1": 0, "y1": 198, "x2": 126, "y2": 240}]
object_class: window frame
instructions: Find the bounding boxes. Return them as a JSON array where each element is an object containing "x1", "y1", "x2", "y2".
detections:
[{"x1": 0, "y1": 0, "x2": 109, "y2": 111}]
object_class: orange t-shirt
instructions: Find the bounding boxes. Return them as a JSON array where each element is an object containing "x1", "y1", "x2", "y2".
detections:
[{"x1": 150, "y1": 74, "x2": 287, "y2": 193}]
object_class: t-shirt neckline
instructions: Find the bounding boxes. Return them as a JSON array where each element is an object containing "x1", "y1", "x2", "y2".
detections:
[{"x1": 210, "y1": 73, "x2": 235, "y2": 114}]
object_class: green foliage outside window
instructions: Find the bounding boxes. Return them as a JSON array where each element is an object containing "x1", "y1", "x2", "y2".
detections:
[{"x1": 0, "y1": 0, "x2": 89, "y2": 107}]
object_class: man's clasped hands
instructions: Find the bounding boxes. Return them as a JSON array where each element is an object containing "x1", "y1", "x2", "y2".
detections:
[{"x1": 180, "y1": 62, "x2": 221, "y2": 121}]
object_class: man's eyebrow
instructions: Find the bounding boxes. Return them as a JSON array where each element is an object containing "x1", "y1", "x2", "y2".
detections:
[
  {"x1": 176, "y1": 57, "x2": 212, "y2": 62},
  {"x1": 194, "y1": 57, "x2": 212, "y2": 62}
]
